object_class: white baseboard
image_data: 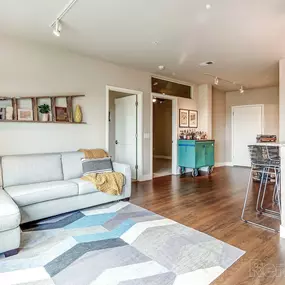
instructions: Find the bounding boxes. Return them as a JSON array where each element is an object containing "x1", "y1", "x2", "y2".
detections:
[
  {"x1": 153, "y1": 155, "x2": 172, "y2": 160},
  {"x1": 280, "y1": 225, "x2": 285, "y2": 239},
  {"x1": 214, "y1": 162, "x2": 233, "y2": 167},
  {"x1": 138, "y1": 174, "x2": 152, "y2": 182}
]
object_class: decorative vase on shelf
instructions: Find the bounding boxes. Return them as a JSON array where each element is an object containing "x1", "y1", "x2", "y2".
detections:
[
  {"x1": 42, "y1": 113, "x2": 49, "y2": 122},
  {"x1": 74, "y1": 105, "x2": 82, "y2": 123}
]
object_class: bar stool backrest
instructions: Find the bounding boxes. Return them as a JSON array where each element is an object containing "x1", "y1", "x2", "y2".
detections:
[{"x1": 248, "y1": 145, "x2": 280, "y2": 167}]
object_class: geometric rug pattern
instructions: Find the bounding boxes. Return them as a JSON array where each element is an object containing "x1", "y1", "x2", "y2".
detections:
[{"x1": 0, "y1": 201, "x2": 245, "y2": 285}]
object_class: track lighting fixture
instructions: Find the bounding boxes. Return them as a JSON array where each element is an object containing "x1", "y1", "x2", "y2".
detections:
[
  {"x1": 204, "y1": 73, "x2": 245, "y2": 93},
  {"x1": 50, "y1": 0, "x2": 80, "y2": 37},
  {"x1": 53, "y1": 20, "x2": 61, "y2": 37}
]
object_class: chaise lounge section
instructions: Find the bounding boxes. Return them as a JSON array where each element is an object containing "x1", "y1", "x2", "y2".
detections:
[{"x1": 0, "y1": 151, "x2": 131, "y2": 256}]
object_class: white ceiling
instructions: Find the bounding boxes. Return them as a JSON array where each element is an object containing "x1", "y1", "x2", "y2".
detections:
[{"x1": 0, "y1": 0, "x2": 284, "y2": 90}]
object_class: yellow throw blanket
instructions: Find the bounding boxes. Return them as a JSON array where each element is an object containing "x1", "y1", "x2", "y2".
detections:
[
  {"x1": 82, "y1": 172, "x2": 124, "y2": 196},
  {"x1": 78, "y1": 148, "x2": 109, "y2": 159}
]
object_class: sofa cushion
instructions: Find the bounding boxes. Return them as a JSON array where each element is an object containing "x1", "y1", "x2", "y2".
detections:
[
  {"x1": 71, "y1": 178, "x2": 98, "y2": 195},
  {"x1": 1, "y1": 153, "x2": 63, "y2": 187},
  {"x1": 0, "y1": 190, "x2": 20, "y2": 232},
  {"x1": 61, "y1": 151, "x2": 84, "y2": 180},
  {"x1": 5, "y1": 181, "x2": 78, "y2": 207},
  {"x1": 82, "y1": 157, "x2": 113, "y2": 176}
]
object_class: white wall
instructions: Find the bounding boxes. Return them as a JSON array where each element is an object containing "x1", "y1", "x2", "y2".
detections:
[
  {"x1": 212, "y1": 88, "x2": 226, "y2": 164},
  {"x1": 0, "y1": 35, "x2": 199, "y2": 178},
  {"x1": 225, "y1": 86, "x2": 279, "y2": 162},
  {"x1": 280, "y1": 59, "x2": 285, "y2": 142},
  {"x1": 197, "y1": 84, "x2": 212, "y2": 138},
  {"x1": 0, "y1": 35, "x2": 152, "y2": 175}
]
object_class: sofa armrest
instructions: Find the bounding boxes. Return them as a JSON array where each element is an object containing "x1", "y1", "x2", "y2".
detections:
[{"x1": 113, "y1": 162, "x2": 132, "y2": 198}]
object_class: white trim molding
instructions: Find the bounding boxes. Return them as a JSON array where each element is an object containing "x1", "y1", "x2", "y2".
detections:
[
  {"x1": 105, "y1": 85, "x2": 143, "y2": 181},
  {"x1": 215, "y1": 162, "x2": 233, "y2": 167},
  {"x1": 280, "y1": 225, "x2": 285, "y2": 239},
  {"x1": 138, "y1": 174, "x2": 153, "y2": 182}
]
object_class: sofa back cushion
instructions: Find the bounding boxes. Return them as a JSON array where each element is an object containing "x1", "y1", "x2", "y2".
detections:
[
  {"x1": 1, "y1": 153, "x2": 63, "y2": 187},
  {"x1": 61, "y1": 151, "x2": 84, "y2": 180}
]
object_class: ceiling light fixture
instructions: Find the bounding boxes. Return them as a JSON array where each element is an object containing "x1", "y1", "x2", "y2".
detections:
[
  {"x1": 50, "y1": 0, "x2": 80, "y2": 37},
  {"x1": 53, "y1": 19, "x2": 61, "y2": 37},
  {"x1": 158, "y1": 65, "x2": 165, "y2": 71},
  {"x1": 206, "y1": 4, "x2": 211, "y2": 9},
  {"x1": 204, "y1": 73, "x2": 246, "y2": 92}
]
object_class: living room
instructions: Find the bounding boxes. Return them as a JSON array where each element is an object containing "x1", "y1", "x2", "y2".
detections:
[{"x1": 1, "y1": 1, "x2": 285, "y2": 284}]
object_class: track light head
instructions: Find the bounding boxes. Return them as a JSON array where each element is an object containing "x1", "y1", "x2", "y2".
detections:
[
  {"x1": 53, "y1": 20, "x2": 61, "y2": 37},
  {"x1": 239, "y1": 86, "x2": 244, "y2": 94},
  {"x1": 214, "y1": 77, "x2": 219, "y2": 85}
]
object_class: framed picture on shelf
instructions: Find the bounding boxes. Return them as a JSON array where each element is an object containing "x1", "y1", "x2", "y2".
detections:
[
  {"x1": 18, "y1": 109, "x2": 33, "y2": 121},
  {"x1": 179, "y1": 109, "x2": 189, "y2": 128},
  {"x1": 55, "y1": 107, "x2": 68, "y2": 122},
  {"x1": 0, "y1": 108, "x2": 6, "y2": 120},
  {"x1": 189, "y1": 110, "x2": 198, "y2": 128}
]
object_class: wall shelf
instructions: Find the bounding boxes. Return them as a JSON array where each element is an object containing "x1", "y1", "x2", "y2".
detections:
[
  {"x1": 0, "y1": 95, "x2": 85, "y2": 124},
  {"x1": 0, "y1": 120, "x2": 86, "y2": 124}
]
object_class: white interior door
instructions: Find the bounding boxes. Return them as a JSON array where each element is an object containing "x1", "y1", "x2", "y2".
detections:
[
  {"x1": 232, "y1": 105, "x2": 263, "y2": 167},
  {"x1": 115, "y1": 95, "x2": 137, "y2": 179}
]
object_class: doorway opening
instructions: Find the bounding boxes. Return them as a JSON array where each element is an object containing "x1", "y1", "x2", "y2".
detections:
[
  {"x1": 106, "y1": 86, "x2": 143, "y2": 181},
  {"x1": 152, "y1": 97, "x2": 173, "y2": 177}
]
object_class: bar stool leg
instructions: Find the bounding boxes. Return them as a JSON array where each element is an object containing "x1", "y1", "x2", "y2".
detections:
[{"x1": 241, "y1": 168, "x2": 253, "y2": 221}]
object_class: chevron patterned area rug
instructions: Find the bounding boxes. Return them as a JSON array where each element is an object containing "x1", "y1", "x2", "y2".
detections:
[{"x1": 0, "y1": 202, "x2": 245, "y2": 285}]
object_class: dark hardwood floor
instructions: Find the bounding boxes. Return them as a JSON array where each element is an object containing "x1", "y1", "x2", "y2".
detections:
[{"x1": 131, "y1": 167, "x2": 285, "y2": 285}]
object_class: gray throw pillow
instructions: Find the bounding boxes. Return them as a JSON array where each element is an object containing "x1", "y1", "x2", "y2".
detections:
[{"x1": 82, "y1": 157, "x2": 113, "y2": 176}]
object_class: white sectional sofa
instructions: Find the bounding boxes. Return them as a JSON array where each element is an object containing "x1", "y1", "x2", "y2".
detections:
[{"x1": 0, "y1": 151, "x2": 131, "y2": 256}]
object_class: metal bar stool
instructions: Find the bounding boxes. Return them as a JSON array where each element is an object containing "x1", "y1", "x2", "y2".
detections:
[{"x1": 241, "y1": 144, "x2": 281, "y2": 233}]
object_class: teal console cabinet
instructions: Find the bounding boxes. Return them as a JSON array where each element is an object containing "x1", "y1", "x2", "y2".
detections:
[{"x1": 178, "y1": 140, "x2": 215, "y2": 176}]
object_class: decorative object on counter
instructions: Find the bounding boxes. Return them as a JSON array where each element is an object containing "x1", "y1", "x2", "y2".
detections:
[
  {"x1": 179, "y1": 109, "x2": 189, "y2": 127},
  {"x1": 6, "y1": 106, "x2": 13, "y2": 120},
  {"x1": 0, "y1": 108, "x2": 6, "y2": 120},
  {"x1": 38, "y1": 104, "x2": 51, "y2": 122},
  {"x1": 74, "y1": 104, "x2": 82, "y2": 123},
  {"x1": 179, "y1": 130, "x2": 208, "y2": 140},
  {"x1": 55, "y1": 106, "x2": 68, "y2": 122},
  {"x1": 256, "y1": 134, "x2": 277, "y2": 143},
  {"x1": 18, "y1": 109, "x2": 33, "y2": 121},
  {"x1": 189, "y1": 110, "x2": 198, "y2": 128}
]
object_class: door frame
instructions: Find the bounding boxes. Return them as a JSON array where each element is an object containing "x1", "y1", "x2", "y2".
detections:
[
  {"x1": 105, "y1": 85, "x2": 143, "y2": 181},
  {"x1": 150, "y1": 92, "x2": 179, "y2": 176},
  {"x1": 231, "y1": 104, "x2": 264, "y2": 166}
]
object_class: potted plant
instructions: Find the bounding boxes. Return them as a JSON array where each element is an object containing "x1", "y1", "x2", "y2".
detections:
[{"x1": 38, "y1": 104, "x2": 51, "y2": 122}]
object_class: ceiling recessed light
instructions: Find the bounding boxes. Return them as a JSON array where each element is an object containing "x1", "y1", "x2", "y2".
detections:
[
  {"x1": 206, "y1": 4, "x2": 211, "y2": 9},
  {"x1": 158, "y1": 65, "x2": 165, "y2": 70},
  {"x1": 199, "y1": 61, "x2": 214, "y2": 66}
]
